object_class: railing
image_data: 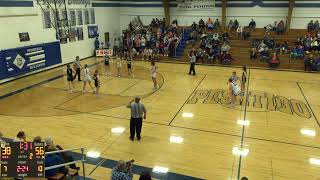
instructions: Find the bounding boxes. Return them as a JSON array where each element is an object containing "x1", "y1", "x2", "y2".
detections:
[
  {"x1": 174, "y1": 27, "x2": 185, "y2": 57},
  {"x1": 45, "y1": 147, "x2": 86, "y2": 179}
]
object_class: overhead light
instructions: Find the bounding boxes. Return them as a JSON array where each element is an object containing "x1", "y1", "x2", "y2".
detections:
[
  {"x1": 153, "y1": 166, "x2": 169, "y2": 174},
  {"x1": 182, "y1": 112, "x2": 194, "y2": 118},
  {"x1": 86, "y1": 151, "x2": 101, "y2": 158},
  {"x1": 232, "y1": 147, "x2": 249, "y2": 156},
  {"x1": 300, "y1": 129, "x2": 316, "y2": 137},
  {"x1": 170, "y1": 136, "x2": 184, "y2": 144},
  {"x1": 111, "y1": 127, "x2": 125, "y2": 134},
  {"x1": 309, "y1": 158, "x2": 320, "y2": 165},
  {"x1": 237, "y1": 120, "x2": 250, "y2": 126}
]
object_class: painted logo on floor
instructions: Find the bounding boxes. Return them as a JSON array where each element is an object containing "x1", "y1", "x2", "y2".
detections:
[{"x1": 187, "y1": 89, "x2": 312, "y2": 119}]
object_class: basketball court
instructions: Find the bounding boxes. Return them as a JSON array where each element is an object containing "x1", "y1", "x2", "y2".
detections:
[{"x1": 0, "y1": 57, "x2": 319, "y2": 179}]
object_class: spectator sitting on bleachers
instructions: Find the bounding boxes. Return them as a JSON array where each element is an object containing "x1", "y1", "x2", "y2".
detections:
[
  {"x1": 249, "y1": 19, "x2": 256, "y2": 30},
  {"x1": 258, "y1": 40, "x2": 267, "y2": 52},
  {"x1": 233, "y1": 19, "x2": 239, "y2": 30},
  {"x1": 199, "y1": 19, "x2": 205, "y2": 29},
  {"x1": 208, "y1": 48, "x2": 215, "y2": 63},
  {"x1": 222, "y1": 31, "x2": 230, "y2": 42},
  {"x1": 33, "y1": 136, "x2": 42, "y2": 143},
  {"x1": 221, "y1": 42, "x2": 231, "y2": 53},
  {"x1": 220, "y1": 52, "x2": 233, "y2": 65},
  {"x1": 215, "y1": 19, "x2": 220, "y2": 29},
  {"x1": 308, "y1": 20, "x2": 315, "y2": 32},
  {"x1": 242, "y1": 28, "x2": 250, "y2": 40},
  {"x1": 280, "y1": 41, "x2": 288, "y2": 54},
  {"x1": 212, "y1": 32, "x2": 219, "y2": 41},
  {"x1": 196, "y1": 48, "x2": 206, "y2": 63},
  {"x1": 296, "y1": 45, "x2": 305, "y2": 59},
  {"x1": 315, "y1": 20, "x2": 320, "y2": 33},
  {"x1": 191, "y1": 22, "x2": 198, "y2": 31},
  {"x1": 249, "y1": 48, "x2": 258, "y2": 60},
  {"x1": 264, "y1": 24, "x2": 273, "y2": 33},
  {"x1": 45, "y1": 137, "x2": 80, "y2": 170},
  {"x1": 290, "y1": 46, "x2": 298, "y2": 59},
  {"x1": 311, "y1": 38, "x2": 319, "y2": 51},
  {"x1": 269, "y1": 52, "x2": 280, "y2": 68},
  {"x1": 237, "y1": 26, "x2": 243, "y2": 38},
  {"x1": 207, "y1": 18, "x2": 214, "y2": 30},
  {"x1": 228, "y1": 20, "x2": 234, "y2": 30},
  {"x1": 13, "y1": 131, "x2": 26, "y2": 142},
  {"x1": 276, "y1": 20, "x2": 285, "y2": 35},
  {"x1": 304, "y1": 54, "x2": 314, "y2": 71},
  {"x1": 260, "y1": 48, "x2": 270, "y2": 62},
  {"x1": 45, "y1": 145, "x2": 69, "y2": 178},
  {"x1": 111, "y1": 160, "x2": 133, "y2": 180}
]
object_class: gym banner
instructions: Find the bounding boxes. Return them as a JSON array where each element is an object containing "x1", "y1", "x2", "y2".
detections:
[
  {"x1": 0, "y1": 42, "x2": 62, "y2": 80},
  {"x1": 177, "y1": 0, "x2": 215, "y2": 10}
]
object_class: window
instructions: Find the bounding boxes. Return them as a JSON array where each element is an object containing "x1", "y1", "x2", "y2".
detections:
[
  {"x1": 77, "y1": 10, "x2": 83, "y2": 25},
  {"x1": 90, "y1": 8, "x2": 95, "y2": 24},
  {"x1": 69, "y1": 9, "x2": 76, "y2": 26},
  {"x1": 43, "y1": 10, "x2": 52, "y2": 28},
  {"x1": 84, "y1": 10, "x2": 89, "y2": 25}
]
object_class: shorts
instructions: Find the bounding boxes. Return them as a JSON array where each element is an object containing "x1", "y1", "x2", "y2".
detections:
[
  {"x1": 95, "y1": 82, "x2": 99, "y2": 87},
  {"x1": 67, "y1": 76, "x2": 73, "y2": 82},
  {"x1": 127, "y1": 64, "x2": 132, "y2": 69},
  {"x1": 105, "y1": 61, "x2": 109, "y2": 66},
  {"x1": 83, "y1": 75, "x2": 92, "y2": 82},
  {"x1": 151, "y1": 73, "x2": 156, "y2": 78}
]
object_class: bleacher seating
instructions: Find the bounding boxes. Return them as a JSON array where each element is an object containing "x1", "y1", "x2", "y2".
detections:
[{"x1": 157, "y1": 28, "x2": 309, "y2": 70}]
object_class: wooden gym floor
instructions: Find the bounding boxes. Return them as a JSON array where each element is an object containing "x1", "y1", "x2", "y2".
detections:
[{"x1": 0, "y1": 57, "x2": 320, "y2": 180}]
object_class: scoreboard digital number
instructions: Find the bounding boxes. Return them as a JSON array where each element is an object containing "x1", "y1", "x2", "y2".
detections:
[{"x1": 0, "y1": 142, "x2": 45, "y2": 178}]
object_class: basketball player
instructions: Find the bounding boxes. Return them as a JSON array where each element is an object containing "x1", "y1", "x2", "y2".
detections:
[
  {"x1": 127, "y1": 56, "x2": 134, "y2": 77},
  {"x1": 92, "y1": 70, "x2": 100, "y2": 94},
  {"x1": 82, "y1": 64, "x2": 95, "y2": 93},
  {"x1": 66, "y1": 64, "x2": 75, "y2": 93},
  {"x1": 228, "y1": 78, "x2": 236, "y2": 107},
  {"x1": 231, "y1": 71, "x2": 238, "y2": 83},
  {"x1": 241, "y1": 66, "x2": 247, "y2": 93},
  {"x1": 151, "y1": 61, "x2": 158, "y2": 89},
  {"x1": 116, "y1": 58, "x2": 122, "y2": 77},
  {"x1": 104, "y1": 54, "x2": 111, "y2": 75}
]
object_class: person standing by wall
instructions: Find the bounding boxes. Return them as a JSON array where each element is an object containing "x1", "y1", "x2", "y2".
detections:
[
  {"x1": 66, "y1": 64, "x2": 75, "y2": 93},
  {"x1": 127, "y1": 97, "x2": 147, "y2": 141},
  {"x1": 73, "y1": 56, "x2": 82, "y2": 81},
  {"x1": 188, "y1": 52, "x2": 196, "y2": 75}
]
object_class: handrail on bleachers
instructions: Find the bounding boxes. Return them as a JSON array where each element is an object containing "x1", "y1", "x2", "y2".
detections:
[{"x1": 45, "y1": 147, "x2": 86, "y2": 179}]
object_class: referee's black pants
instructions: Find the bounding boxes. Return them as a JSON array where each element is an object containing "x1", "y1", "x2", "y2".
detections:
[
  {"x1": 189, "y1": 62, "x2": 196, "y2": 75},
  {"x1": 130, "y1": 117, "x2": 143, "y2": 139},
  {"x1": 74, "y1": 68, "x2": 81, "y2": 81}
]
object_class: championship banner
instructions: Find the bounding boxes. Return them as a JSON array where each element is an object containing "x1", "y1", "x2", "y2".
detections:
[
  {"x1": 96, "y1": 49, "x2": 113, "y2": 57},
  {"x1": 177, "y1": 0, "x2": 215, "y2": 10},
  {"x1": 0, "y1": 42, "x2": 62, "y2": 80}
]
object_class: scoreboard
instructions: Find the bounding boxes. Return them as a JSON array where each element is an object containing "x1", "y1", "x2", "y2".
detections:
[{"x1": 0, "y1": 142, "x2": 45, "y2": 178}]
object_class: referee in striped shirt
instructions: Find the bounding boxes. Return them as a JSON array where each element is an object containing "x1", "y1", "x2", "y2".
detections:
[{"x1": 127, "y1": 97, "x2": 147, "y2": 141}]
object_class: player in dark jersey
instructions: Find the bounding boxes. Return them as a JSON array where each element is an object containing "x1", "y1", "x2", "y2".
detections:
[
  {"x1": 127, "y1": 55, "x2": 134, "y2": 77},
  {"x1": 66, "y1": 64, "x2": 75, "y2": 93},
  {"x1": 92, "y1": 70, "x2": 100, "y2": 94},
  {"x1": 241, "y1": 66, "x2": 247, "y2": 93},
  {"x1": 104, "y1": 54, "x2": 111, "y2": 75}
]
